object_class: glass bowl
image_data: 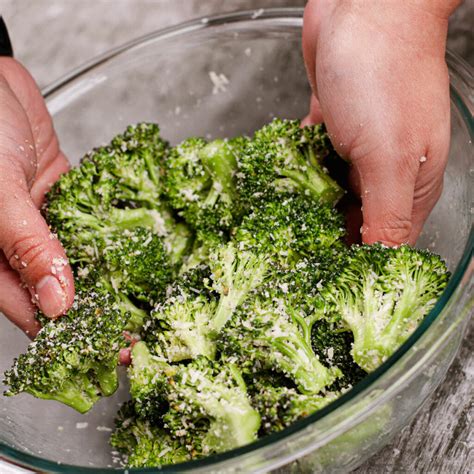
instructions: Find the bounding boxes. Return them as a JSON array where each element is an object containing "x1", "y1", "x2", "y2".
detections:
[{"x1": 1, "y1": 8, "x2": 472, "y2": 474}]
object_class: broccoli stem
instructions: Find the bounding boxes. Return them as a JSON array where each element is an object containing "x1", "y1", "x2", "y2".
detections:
[
  {"x1": 164, "y1": 223, "x2": 193, "y2": 267},
  {"x1": 68, "y1": 209, "x2": 105, "y2": 231},
  {"x1": 119, "y1": 295, "x2": 148, "y2": 333},
  {"x1": 384, "y1": 280, "x2": 425, "y2": 341},
  {"x1": 28, "y1": 375, "x2": 100, "y2": 414},
  {"x1": 279, "y1": 164, "x2": 342, "y2": 206},
  {"x1": 203, "y1": 185, "x2": 220, "y2": 209},
  {"x1": 228, "y1": 363, "x2": 247, "y2": 392},
  {"x1": 211, "y1": 249, "x2": 267, "y2": 332},
  {"x1": 200, "y1": 139, "x2": 237, "y2": 199},
  {"x1": 141, "y1": 149, "x2": 160, "y2": 186},
  {"x1": 131, "y1": 341, "x2": 152, "y2": 372},
  {"x1": 96, "y1": 363, "x2": 120, "y2": 396},
  {"x1": 272, "y1": 335, "x2": 339, "y2": 394},
  {"x1": 212, "y1": 296, "x2": 240, "y2": 333},
  {"x1": 109, "y1": 208, "x2": 168, "y2": 233}
]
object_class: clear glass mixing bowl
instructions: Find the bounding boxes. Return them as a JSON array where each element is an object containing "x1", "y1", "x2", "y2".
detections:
[{"x1": 0, "y1": 8, "x2": 472, "y2": 474}]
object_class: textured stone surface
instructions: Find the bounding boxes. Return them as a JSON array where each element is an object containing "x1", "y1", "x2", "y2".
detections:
[{"x1": 0, "y1": 1, "x2": 472, "y2": 472}]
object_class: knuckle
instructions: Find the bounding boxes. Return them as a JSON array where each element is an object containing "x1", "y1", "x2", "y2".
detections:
[
  {"x1": 5, "y1": 235, "x2": 47, "y2": 275},
  {"x1": 414, "y1": 180, "x2": 442, "y2": 207},
  {"x1": 366, "y1": 219, "x2": 412, "y2": 246}
]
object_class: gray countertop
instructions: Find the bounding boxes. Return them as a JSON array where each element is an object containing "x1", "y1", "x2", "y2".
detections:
[{"x1": 1, "y1": 1, "x2": 472, "y2": 472}]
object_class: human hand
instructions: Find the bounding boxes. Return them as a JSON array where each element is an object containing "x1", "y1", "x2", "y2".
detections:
[
  {"x1": 302, "y1": 0, "x2": 460, "y2": 245},
  {"x1": 0, "y1": 58, "x2": 74, "y2": 336}
]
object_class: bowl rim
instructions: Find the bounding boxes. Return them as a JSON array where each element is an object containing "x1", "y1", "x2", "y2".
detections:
[{"x1": 1, "y1": 7, "x2": 473, "y2": 473}]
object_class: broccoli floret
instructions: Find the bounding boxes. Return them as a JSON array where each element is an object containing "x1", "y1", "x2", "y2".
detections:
[
  {"x1": 208, "y1": 242, "x2": 268, "y2": 331},
  {"x1": 146, "y1": 289, "x2": 218, "y2": 362},
  {"x1": 311, "y1": 319, "x2": 367, "y2": 390},
  {"x1": 3, "y1": 288, "x2": 127, "y2": 413},
  {"x1": 164, "y1": 137, "x2": 242, "y2": 238},
  {"x1": 45, "y1": 123, "x2": 191, "y2": 266},
  {"x1": 127, "y1": 342, "x2": 260, "y2": 456},
  {"x1": 221, "y1": 296, "x2": 341, "y2": 395},
  {"x1": 250, "y1": 378, "x2": 339, "y2": 435},
  {"x1": 144, "y1": 243, "x2": 268, "y2": 362},
  {"x1": 236, "y1": 119, "x2": 343, "y2": 206},
  {"x1": 100, "y1": 227, "x2": 172, "y2": 303},
  {"x1": 127, "y1": 340, "x2": 171, "y2": 421},
  {"x1": 72, "y1": 227, "x2": 173, "y2": 333},
  {"x1": 162, "y1": 356, "x2": 260, "y2": 455},
  {"x1": 110, "y1": 402, "x2": 192, "y2": 468},
  {"x1": 317, "y1": 244, "x2": 450, "y2": 372},
  {"x1": 235, "y1": 193, "x2": 346, "y2": 269}
]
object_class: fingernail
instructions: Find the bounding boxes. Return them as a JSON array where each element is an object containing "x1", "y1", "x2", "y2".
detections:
[{"x1": 35, "y1": 276, "x2": 67, "y2": 318}]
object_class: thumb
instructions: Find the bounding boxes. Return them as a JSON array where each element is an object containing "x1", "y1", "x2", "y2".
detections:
[
  {"x1": 0, "y1": 185, "x2": 75, "y2": 318},
  {"x1": 351, "y1": 154, "x2": 418, "y2": 246}
]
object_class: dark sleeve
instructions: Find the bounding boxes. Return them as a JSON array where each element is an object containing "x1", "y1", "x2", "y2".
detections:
[{"x1": 0, "y1": 16, "x2": 13, "y2": 57}]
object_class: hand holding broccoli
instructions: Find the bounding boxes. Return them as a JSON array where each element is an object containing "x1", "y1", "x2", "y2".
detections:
[
  {"x1": 0, "y1": 58, "x2": 74, "y2": 335},
  {"x1": 302, "y1": 0, "x2": 460, "y2": 245}
]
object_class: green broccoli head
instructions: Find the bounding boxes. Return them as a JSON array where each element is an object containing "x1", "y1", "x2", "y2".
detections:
[
  {"x1": 96, "y1": 122, "x2": 168, "y2": 207},
  {"x1": 162, "y1": 356, "x2": 260, "y2": 456},
  {"x1": 208, "y1": 242, "x2": 269, "y2": 332},
  {"x1": 70, "y1": 226, "x2": 174, "y2": 334},
  {"x1": 236, "y1": 119, "x2": 343, "y2": 207},
  {"x1": 44, "y1": 123, "x2": 184, "y2": 265},
  {"x1": 221, "y1": 295, "x2": 341, "y2": 395},
  {"x1": 127, "y1": 343, "x2": 260, "y2": 456},
  {"x1": 311, "y1": 319, "x2": 367, "y2": 390},
  {"x1": 144, "y1": 243, "x2": 268, "y2": 363},
  {"x1": 3, "y1": 287, "x2": 127, "y2": 413},
  {"x1": 235, "y1": 193, "x2": 346, "y2": 269},
  {"x1": 110, "y1": 401, "x2": 192, "y2": 468},
  {"x1": 164, "y1": 137, "x2": 241, "y2": 237},
  {"x1": 100, "y1": 227, "x2": 173, "y2": 303},
  {"x1": 317, "y1": 244, "x2": 450, "y2": 372},
  {"x1": 144, "y1": 287, "x2": 218, "y2": 362},
  {"x1": 77, "y1": 269, "x2": 148, "y2": 334},
  {"x1": 250, "y1": 377, "x2": 339, "y2": 435},
  {"x1": 127, "y1": 341, "x2": 171, "y2": 421}
]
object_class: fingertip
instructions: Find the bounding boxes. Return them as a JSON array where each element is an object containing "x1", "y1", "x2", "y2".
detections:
[
  {"x1": 35, "y1": 274, "x2": 67, "y2": 318},
  {"x1": 35, "y1": 254, "x2": 75, "y2": 319},
  {"x1": 301, "y1": 114, "x2": 311, "y2": 127}
]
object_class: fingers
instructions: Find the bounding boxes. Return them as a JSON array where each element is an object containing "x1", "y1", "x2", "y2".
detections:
[
  {"x1": 353, "y1": 154, "x2": 419, "y2": 246},
  {"x1": 30, "y1": 150, "x2": 70, "y2": 207},
  {"x1": 302, "y1": 1, "x2": 326, "y2": 127},
  {"x1": 0, "y1": 57, "x2": 75, "y2": 327},
  {"x1": 409, "y1": 174, "x2": 444, "y2": 243},
  {"x1": 408, "y1": 112, "x2": 450, "y2": 242},
  {"x1": 303, "y1": 0, "x2": 328, "y2": 98},
  {"x1": 0, "y1": 253, "x2": 40, "y2": 337},
  {"x1": 0, "y1": 185, "x2": 75, "y2": 318}
]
